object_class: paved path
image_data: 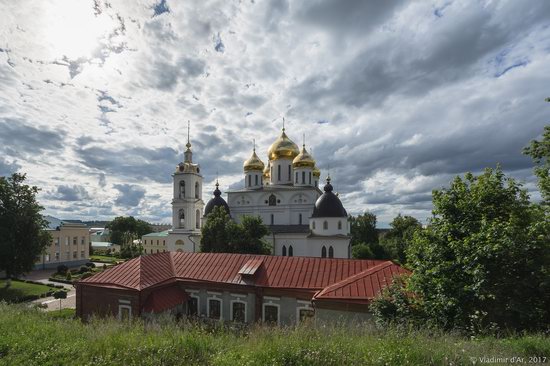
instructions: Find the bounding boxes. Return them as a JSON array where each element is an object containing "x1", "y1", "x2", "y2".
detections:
[{"x1": 23, "y1": 267, "x2": 76, "y2": 311}]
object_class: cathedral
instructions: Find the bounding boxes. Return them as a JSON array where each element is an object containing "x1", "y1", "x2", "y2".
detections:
[{"x1": 164, "y1": 125, "x2": 351, "y2": 258}]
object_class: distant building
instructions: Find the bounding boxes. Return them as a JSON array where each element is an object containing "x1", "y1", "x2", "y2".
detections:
[
  {"x1": 90, "y1": 227, "x2": 110, "y2": 242},
  {"x1": 36, "y1": 216, "x2": 90, "y2": 269},
  {"x1": 76, "y1": 252, "x2": 407, "y2": 324},
  {"x1": 142, "y1": 230, "x2": 169, "y2": 254},
  {"x1": 91, "y1": 241, "x2": 120, "y2": 254}
]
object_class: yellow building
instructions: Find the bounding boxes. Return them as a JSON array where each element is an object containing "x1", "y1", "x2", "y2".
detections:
[
  {"x1": 141, "y1": 230, "x2": 169, "y2": 255},
  {"x1": 36, "y1": 216, "x2": 90, "y2": 269}
]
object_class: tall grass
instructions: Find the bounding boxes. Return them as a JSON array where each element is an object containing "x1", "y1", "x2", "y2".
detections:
[{"x1": 0, "y1": 303, "x2": 548, "y2": 365}]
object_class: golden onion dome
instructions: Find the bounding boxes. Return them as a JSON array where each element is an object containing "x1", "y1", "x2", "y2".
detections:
[
  {"x1": 292, "y1": 145, "x2": 315, "y2": 168},
  {"x1": 243, "y1": 149, "x2": 265, "y2": 172},
  {"x1": 313, "y1": 165, "x2": 321, "y2": 177},
  {"x1": 268, "y1": 129, "x2": 300, "y2": 161}
]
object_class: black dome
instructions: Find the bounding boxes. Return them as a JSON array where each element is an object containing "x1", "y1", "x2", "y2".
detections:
[
  {"x1": 311, "y1": 177, "x2": 347, "y2": 218},
  {"x1": 204, "y1": 182, "x2": 230, "y2": 216}
]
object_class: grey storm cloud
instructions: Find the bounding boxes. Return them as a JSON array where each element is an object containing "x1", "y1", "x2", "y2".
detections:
[
  {"x1": 0, "y1": 118, "x2": 66, "y2": 158},
  {"x1": 0, "y1": 157, "x2": 20, "y2": 176},
  {"x1": 49, "y1": 185, "x2": 91, "y2": 201},
  {"x1": 114, "y1": 184, "x2": 146, "y2": 207}
]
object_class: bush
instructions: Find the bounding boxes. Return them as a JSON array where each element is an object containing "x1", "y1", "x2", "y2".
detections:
[
  {"x1": 56, "y1": 265, "x2": 68, "y2": 275},
  {"x1": 65, "y1": 272, "x2": 72, "y2": 281},
  {"x1": 79, "y1": 266, "x2": 90, "y2": 274},
  {"x1": 69, "y1": 269, "x2": 79, "y2": 275},
  {"x1": 81, "y1": 272, "x2": 93, "y2": 279},
  {"x1": 103, "y1": 264, "x2": 107, "y2": 270},
  {"x1": 85, "y1": 262, "x2": 95, "y2": 268}
]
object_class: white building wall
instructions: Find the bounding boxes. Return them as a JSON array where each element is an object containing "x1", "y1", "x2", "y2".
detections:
[
  {"x1": 310, "y1": 217, "x2": 350, "y2": 236},
  {"x1": 270, "y1": 158, "x2": 293, "y2": 185},
  {"x1": 171, "y1": 172, "x2": 204, "y2": 231}
]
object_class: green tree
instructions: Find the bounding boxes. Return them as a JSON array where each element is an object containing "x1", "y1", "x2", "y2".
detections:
[
  {"x1": 406, "y1": 167, "x2": 550, "y2": 331},
  {"x1": 200, "y1": 206, "x2": 271, "y2": 254},
  {"x1": 349, "y1": 212, "x2": 390, "y2": 259},
  {"x1": 351, "y1": 243, "x2": 373, "y2": 259},
  {"x1": 523, "y1": 125, "x2": 550, "y2": 203},
  {"x1": 107, "y1": 216, "x2": 151, "y2": 258},
  {"x1": 0, "y1": 173, "x2": 51, "y2": 286},
  {"x1": 380, "y1": 214, "x2": 422, "y2": 264}
]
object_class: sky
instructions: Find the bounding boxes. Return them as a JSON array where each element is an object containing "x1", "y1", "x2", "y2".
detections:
[{"x1": 0, "y1": 0, "x2": 549, "y2": 227}]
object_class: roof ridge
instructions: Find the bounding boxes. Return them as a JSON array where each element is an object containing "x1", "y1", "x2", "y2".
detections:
[
  {"x1": 168, "y1": 251, "x2": 177, "y2": 278},
  {"x1": 315, "y1": 261, "x2": 394, "y2": 298}
]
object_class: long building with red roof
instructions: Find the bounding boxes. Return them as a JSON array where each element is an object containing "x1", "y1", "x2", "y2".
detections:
[{"x1": 76, "y1": 252, "x2": 408, "y2": 325}]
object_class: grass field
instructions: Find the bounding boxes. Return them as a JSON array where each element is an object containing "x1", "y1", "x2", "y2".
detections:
[
  {"x1": 0, "y1": 280, "x2": 56, "y2": 303},
  {"x1": 0, "y1": 303, "x2": 548, "y2": 365},
  {"x1": 89, "y1": 255, "x2": 119, "y2": 263}
]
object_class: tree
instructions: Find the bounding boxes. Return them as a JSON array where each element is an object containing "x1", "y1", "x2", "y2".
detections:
[
  {"x1": 523, "y1": 125, "x2": 550, "y2": 203},
  {"x1": 0, "y1": 173, "x2": 51, "y2": 286},
  {"x1": 380, "y1": 214, "x2": 422, "y2": 264},
  {"x1": 349, "y1": 211, "x2": 388, "y2": 258},
  {"x1": 53, "y1": 290, "x2": 67, "y2": 312},
  {"x1": 351, "y1": 243, "x2": 373, "y2": 259},
  {"x1": 405, "y1": 167, "x2": 550, "y2": 331},
  {"x1": 200, "y1": 206, "x2": 271, "y2": 254},
  {"x1": 107, "y1": 216, "x2": 152, "y2": 258}
]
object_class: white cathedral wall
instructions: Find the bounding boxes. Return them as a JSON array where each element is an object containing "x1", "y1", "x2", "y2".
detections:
[
  {"x1": 270, "y1": 158, "x2": 293, "y2": 185},
  {"x1": 269, "y1": 233, "x2": 349, "y2": 258},
  {"x1": 310, "y1": 217, "x2": 350, "y2": 236}
]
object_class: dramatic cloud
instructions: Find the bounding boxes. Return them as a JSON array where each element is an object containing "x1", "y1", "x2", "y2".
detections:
[{"x1": 0, "y1": 0, "x2": 548, "y2": 225}]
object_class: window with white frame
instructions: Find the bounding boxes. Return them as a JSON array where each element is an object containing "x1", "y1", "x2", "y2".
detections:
[
  {"x1": 231, "y1": 300, "x2": 247, "y2": 323},
  {"x1": 118, "y1": 304, "x2": 131, "y2": 320},
  {"x1": 207, "y1": 293, "x2": 222, "y2": 320},
  {"x1": 297, "y1": 301, "x2": 314, "y2": 324},
  {"x1": 263, "y1": 297, "x2": 280, "y2": 325}
]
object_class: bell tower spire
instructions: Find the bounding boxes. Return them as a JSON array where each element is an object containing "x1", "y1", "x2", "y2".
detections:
[{"x1": 184, "y1": 120, "x2": 192, "y2": 163}]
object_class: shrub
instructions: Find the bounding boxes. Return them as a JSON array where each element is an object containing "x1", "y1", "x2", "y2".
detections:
[
  {"x1": 65, "y1": 272, "x2": 72, "y2": 281},
  {"x1": 85, "y1": 262, "x2": 95, "y2": 268},
  {"x1": 69, "y1": 269, "x2": 79, "y2": 275},
  {"x1": 56, "y1": 265, "x2": 68, "y2": 275},
  {"x1": 79, "y1": 266, "x2": 89, "y2": 274}
]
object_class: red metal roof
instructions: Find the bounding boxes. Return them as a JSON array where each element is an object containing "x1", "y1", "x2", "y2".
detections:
[
  {"x1": 312, "y1": 261, "x2": 409, "y2": 304},
  {"x1": 143, "y1": 285, "x2": 188, "y2": 313},
  {"x1": 238, "y1": 258, "x2": 264, "y2": 276},
  {"x1": 80, "y1": 252, "x2": 405, "y2": 298}
]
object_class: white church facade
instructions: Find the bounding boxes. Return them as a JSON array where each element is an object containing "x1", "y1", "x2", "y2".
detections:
[{"x1": 161, "y1": 125, "x2": 351, "y2": 258}]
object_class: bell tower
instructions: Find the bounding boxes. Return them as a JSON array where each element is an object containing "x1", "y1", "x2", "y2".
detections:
[{"x1": 171, "y1": 122, "x2": 204, "y2": 233}]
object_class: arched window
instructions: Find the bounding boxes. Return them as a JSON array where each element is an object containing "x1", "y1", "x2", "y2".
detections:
[
  {"x1": 309, "y1": 172, "x2": 311, "y2": 184},
  {"x1": 196, "y1": 210, "x2": 200, "y2": 229},
  {"x1": 338, "y1": 221, "x2": 342, "y2": 230},
  {"x1": 268, "y1": 194, "x2": 276, "y2": 206},
  {"x1": 270, "y1": 214, "x2": 274, "y2": 225},
  {"x1": 195, "y1": 182, "x2": 200, "y2": 198},
  {"x1": 278, "y1": 165, "x2": 281, "y2": 181},
  {"x1": 295, "y1": 172, "x2": 298, "y2": 183},
  {"x1": 299, "y1": 213, "x2": 302, "y2": 225},
  {"x1": 288, "y1": 245, "x2": 293, "y2": 257},
  {"x1": 248, "y1": 175, "x2": 251, "y2": 187},
  {"x1": 179, "y1": 181, "x2": 185, "y2": 198},
  {"x1": 179, "y1": 210, "x2": 185, "y2": 228},
  {"x1": 315, "y1": 180, "x2": 318, "y2": 188},
  {"x1": 282, "y1": 245, "x2": 286, "y2": 256},
  {"x1": 321, "y1": 246, "x2": 327, "y2": 258},
  {"x1": 302, "y1": 171, "x2": 305, "y2": 184},
  {"x1": 329, "y1": 246, "x2": 334, "y2": 258},
  {"x1": 288, "y1": 165, "x2": 291, "y2": 180},
  {"x1": 255, "y1": 175, "x2": 258, "y2": 186},
  {"x1": 323, "y1": 221, "x2": 328, "y2": 230},
  {"x1": 312, "y1": 221, "x2": 316, "y2": 230}
]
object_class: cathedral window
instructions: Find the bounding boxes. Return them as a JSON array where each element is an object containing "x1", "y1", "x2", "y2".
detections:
[
  {"x1": 268, "y1": 194, "x2": 276, "y2": 206},
  {"x1": 315, "y1": 180, "x2": 318, "y2": 188},
  {"x1": 255, "y1": 175, "x2": 258, "y2": 186},
  {"x1": 338, "y1": 221, "x2": 342, "y2": 230},
  {"x1": 179, "y1": 181, "x2": 185, "y2": 198},
  {"x1": 270, "y1": 214, "x2": 274, "y2": 225},
  {"x1": 288, "y1": 245, "x2": 293, "y2": 257},
  {"x1": 295, "y1": 172, "x2": 298, "y2": 183},
  {"x1": 195, "y1": 182, "x2": 200, "y2": 198},
  {"x1": 196, "y1": 210, "x2": 200, "y2": 229},
  {"x1": 323, "y1": 221, "x2": 328, "y2": 230},
  {"x1": 248, "y1": 175, "x2": 251, "y2": 187},
  {"x1": 179, "y1": 210, "x2": 185, "y2": 228},
  {"x1": 312, "y1": 221, "x2": 316, "y2": 230},
  {"x1": 288, "y1": 165, "x2": 291, "y2": 181},
  {"x1": 309, "y1": 172, "x2": 311, "y2": 185},
  {"x1": 282, "y1": 245, "x2": 286, "y2": 256},
  {"x1": 302, "y1": 171, "x2": 305, "y2": 184},
  {"x1": 329, "y1": 246, "x2": 334, "y2": 258},
  {"x1": 321, "y1": 246, "x2": 327, "y2": 258},
  {"x1": 278, "y1": 165, "x2": 281, "y2": 181},
  {"x1": 299, "y1": 213, "x2": 302, "y2": 225}
]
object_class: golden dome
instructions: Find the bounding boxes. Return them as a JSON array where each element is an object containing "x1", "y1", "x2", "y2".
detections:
[
  {"x1": 313, "y1": 165, "x2": 321, "y2": 177},
  {"x1": 243, "y1": 149, "x2": 265, "y2": 172},
  {"x1": 292, "y1": 145, "x2": 315, "y2": 168},
  {"x1": 268, "y1": 129, "x2": 300, "y2": 161}
]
